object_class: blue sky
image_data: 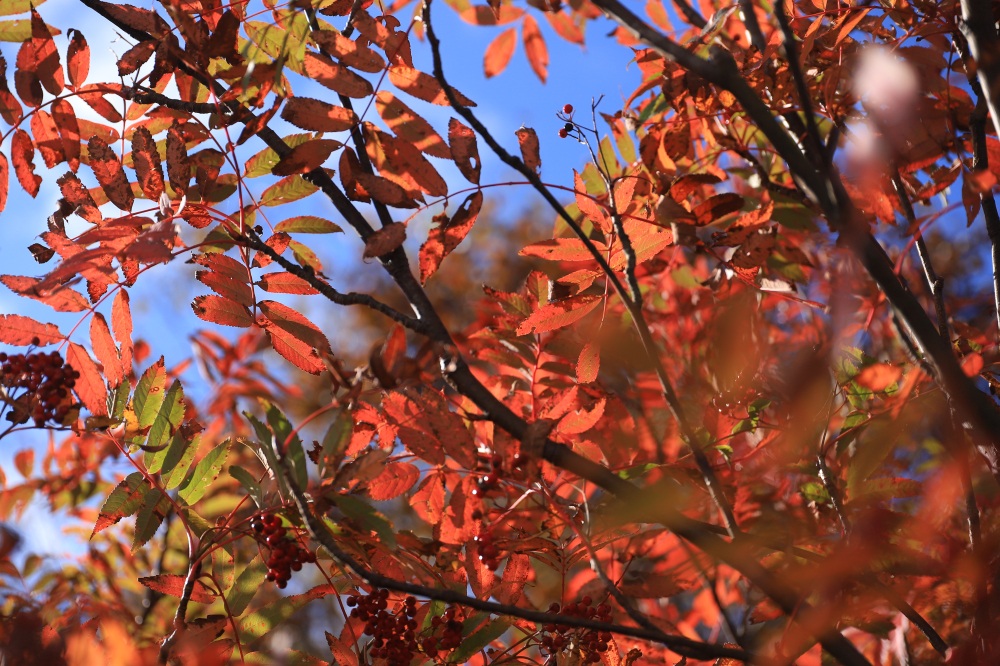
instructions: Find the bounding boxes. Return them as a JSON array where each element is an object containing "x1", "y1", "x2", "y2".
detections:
[{"x1": 0, "y1": 0, "x2": 642, "y2": 555}]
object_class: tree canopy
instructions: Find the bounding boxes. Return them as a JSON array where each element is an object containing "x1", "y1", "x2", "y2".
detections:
[{"x1": 2, "y1": 0, "x2": 1000, "y2": 664}]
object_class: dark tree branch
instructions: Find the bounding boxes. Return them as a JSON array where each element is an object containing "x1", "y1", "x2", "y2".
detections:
[
  {"x1": 773, "y1": 1, "x2": 826, "y2": 165},
  {"x1": 959, "y1": 0, "x2": 1000, "y2": 141},
  {"x1": 672, "y1": 0, "x2": 706, "y2": 29}
]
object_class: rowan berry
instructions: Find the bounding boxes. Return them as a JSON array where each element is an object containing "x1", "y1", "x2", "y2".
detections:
[{"x1": 563, "y1": 103, "x2": 574, "y2": 114}]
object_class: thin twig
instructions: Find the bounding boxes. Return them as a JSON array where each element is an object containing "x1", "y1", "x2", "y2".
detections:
[{"x1": 773, "y1": 1, "x2": 826, "y2": 165}]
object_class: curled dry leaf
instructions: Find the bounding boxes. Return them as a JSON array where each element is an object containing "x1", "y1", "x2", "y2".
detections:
[
  {"x1": 419, "y1": 190, "x2": 483, "y2": 284},
  {"x1": 363, "y1": 222, "x2": 407, "y2": 259},
  {"x1": 515, "y1": 126, "x2": 541, "y2": 174},
  {"x1": 88, "y1": 136, "x2": 133, "y2": 211},
  {"x1": 448, "y1": 118, "x2": 480, "y2": 185}
]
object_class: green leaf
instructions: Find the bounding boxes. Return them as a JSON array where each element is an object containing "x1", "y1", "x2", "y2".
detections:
[
  {"x1": 450, "y1": 618, "x2": 509, "y2": 663},
  {"x1": 226, "y1": 555, "x2": 267, "y2": 616},
  {"x1": 0, "y1": 0, "x2": 47, "y2": 16},
  {"x1": 178, "y1": 439, "x2": 231, "y2": 505},
  {"x1": 318, "y1": 412, "x2": 351, "y2": 476},
  {"x1": 637, "y1": 93, "x2": 667, "y2": 123},
  {"x1": 146, "y1": 380, "x2": 185, "y2": 470},
  {"x1": 162, "y1": 433, "x2": 199, "y2": 490},
  {"x1": 260, "y1": 175, "x2": 319, "y2": 207},
  {"x1": 230, "y1": 465, "x2": 264, "y2": 508},
  {"x1": 132, "y1": 488, "x2": 170, "y2": 553},
  {"x1": 332, "y1": 495, "x2": 395, "y2": 548},
  {"x1": 109, "y1": 381, "x2": 130, "y2": 420},
  {"x1": 134, "y1": 358, "x2": 167, "y2": 429},
  {"x1": 237, "y1": 585, "x2": 334, "y2": 642},
  {"x1": 0, "y1": 18, "x2": 30, "y2": 40},
  {"x1": 93, "y1": 471, "x2": 146, "y2": 536},
  {"x1": 213, "y1": 543, "x2": 236, "y2": 595},
  {"x1": 245, "y1": 134, "x2": 312, "y2": 178},
  {"x1": 274, "y1": 216, "x2": 343, "y2": 234},
  {"x1": 245, "y1": 411, "x2": 288, "y2": 499}
]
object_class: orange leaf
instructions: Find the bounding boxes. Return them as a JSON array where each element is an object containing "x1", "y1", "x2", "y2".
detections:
[
  {"x1": 0, "y1": 314, "x2": 61, "y2": 346},
  {"x1": 484, "y1": 28, "x2": 516, "y2": 78},
  {"x1": 962, "y1": 352, "x2": 984, "y2": 378},
  {"x1": 521, "y1": 15, "x2": 548, "y2": 83},
  {"x1": 90, "y1": 312, "x2": 124, "y2": 389},
  {"x1": 555, "y1": 397, "x2": 606, "y2": 435},
  {"x1": 515, "y1": 126, "x2": 541, "y2": 174},
  {"x1": 574, "y1": 170, "x2": 610, "y2": 231},
  {"x1": 66, "y1": 342, "x2": 108, "y2": 416},
  {"x1": 577, "y1": 342, "x2": 600, "y2": 383},
  {"x1": 261, "y1": 323, "x2": 325, "y2": 374},
  {"x1": 375, "y1": 92, "x2": 450, "y2": 159},
  {"x1": 117, "y1": 40, "x2": 155, "y2": 76},
  {"x1": 191, "y1": 294, "x2": 253, "y2": 328},
  {"x1": 28, "y1": 8, "x2": 63, "y2": 95},
  {"x1": 546, "y1": 10, "x2": 585, "y2": 45},
  {"x1": 112, "y1": 289, "x2": 133, "y2": 372},
  {"x1": 516, "y1": 295, "x2": 601, "y2": 335},
  {"x1": 459, "y1": 5, "x2": 524, "y2": 25},
  {"x1": 449, "y1": 118, "x2": 480, "y2": 185},
  {"x1": 855, "y1": 363, "x2": 902, "y2": 392},
  {"x1": 281, "y1": 97, "x2": 358, "y2": 132},
  {"x1": 410, "y1": 473, "x2": 445, "y2": 524},
  {"x1": 192, "y1": 253, "x2": 248, "y2": 282},
  {"x1": 520, "y1": 237, "x2": 604, "y2": 262},
  {"x1": 311, "y1": 30, "x2": 385, "y2": 73},
  {"x1": 30, "y1": 109, "x2": 64, "y2": 169},
  {"x1": 364, "y1": 123, "x2": 447, "y2": 197},
  {"x1": 419, "y1": 190, "x2": 482, "y2": 283},
  {"x1": 0, "y1": 275, "x2": 89, "y2": 312},
  {"x1": 56, "y1": 173, "x2": 101, "y2": 224},
  {"x1": 0, "y1": 152, "x2": 7, "y2": 213},
  {"x1": 88, "y1": 136, "x2": 133, "y2": 211},
  {"x1": 303, "y1": 52, "x2": 374, "y2": 98},
  {"x1": 272, "y1": 139, "x2": 342, "y2": 176},
  {"x1": 388, "y1": 65, "x2": 476, "y2": 107},
  {"x1": 367, "y1": 462, "x2": 421, "y2": 501}
]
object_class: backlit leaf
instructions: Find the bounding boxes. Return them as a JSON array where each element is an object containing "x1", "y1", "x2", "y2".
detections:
[
  {"x1": 515, "y1": 126, "x2": 540, "y2": 174},
  {"x1": 90, "y1": 312, "x2": 124, "y2": 389},
  {"x1": 419, "y1": 190, "x2": 482, "y2": 283},
  {"x1": 521, "y1": 15, "x2": 548, "y2": 83},
  {"x1": 191, "y1": 294, "x2": 253, "y2": 328},
  {"x1": 11, "y1": 128, "x2": 41, "y2": 196},
  {"x1": 88, "y1": 136, "x2": 133, "y2": 211},
  {"x1": 375, "y1": 92, "x2": 450, "y2": 159},
  {"x1": 388, "y1": 65, "x2": 476, "y2": 107},
  {"x1": 138, "y1": 575, "x2": 216, "y2": 604},
  {"x1": 66, "y1": 342, "x2": 107, "y2": 416},
  {"x1": 281, "y1": 97, "x2": 358, "y2": 132},
  {"x1": 177, "y1": 438, "x2": 231, "y2": 505},
  {"x1": 93, "y1": 471, "x2": 146, "y2": 536},
  {"x1": 274, "y1": 216, "x2": 342, "y2": 234},
  {"x1": 516, "y1": 295, "x2": 601, "y2": 335},
  {"x1": 272, "y1": 139, "x2": 342, "y2": 176},
  {"x1": 484, "y1": 27, "x2": 516, "y2": 78},
  {"x1": 448, "y1": 118, "x2": 480, "y2": 184},
  {"x1": 66, "y1": 28, "x2": 88, "y2": 86}
]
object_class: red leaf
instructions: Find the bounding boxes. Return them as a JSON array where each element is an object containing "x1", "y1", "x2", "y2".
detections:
[
  {"x1": 196, "y1": 270, "x2": 254, "y2": 306},
  {"x1": 50, "y1": 98, "x2": 81, "y2": 172},
  {"x1": 66, "y1": 29, "x2": 90, "y2": 87},
  {"x1": 419, "y1": 190, "x2": 483, "y2": 283},
  {"x1": 312, "y1": 30, "x2": 385, "y2": 73},
  {"x1": 262, "y1": 324, "x2": 325, "y2": 374},
  {"x1": 367, "y1": 462, "x2": 420, "y2": 501},
  {"x1": 166, "y1": 123, "x2": 190, "y2": 194},
  {"x1": 546, "y1": 10, "x2": 585, "y2": 45},
  {"x1": 11, "y1": 128, "x2": 41, "y2": 197},
  {"x1": 364, "y1": 123, "x2": 447, "y2": 197},
  {"x1": 382, "y1": 390, "x2": 476, "y2": 468},
  {"x1": 112, "y1": 289, "x2": 133, "y2": 372},
  {"x1": 521, "y1": 15, "x2": 548, "y2": 83},
  {"x1": 117, "y1": 40, "x2": 155, "y2": 76},
  {"x1": 496, "y1": 552, "x2": 531, "y2": 605},
  {"x1": 0, "y1": 314, "x2": 61, "y2": 346},
  {"x1": 448, "y1": 118, "x2": 480, "y2": 185},
  {"x1": 281, "y1": 97, "x2": 358, "y2": 132},
  {"x1": 516, "y1": 295, "x2": 602, "y2": 335},
  {"x1": 28, "y1": 8, "x2": 64, "y2": 96},
  {"x1": 256, "y1": 271, "x2": 319, "y2": 295},
  {"x1": 520, "y1": 237, "x2": 604, "y2": 262},
  {"x1": 388, "y1": 66, "x2": 476, "y2": 107},
  {"x1": 577, "y1": 342, "x2": 600, "y2": 383},
  {"x1": 191, "y1": 294, "x2": 253, "y2": 328},
  {"x1": 131, "y1": 126, "x2": 164, "y2": 200},
  {"x1": 515, "y1": 127, "x2": 541, "y2": 174},
  {"x1": 66, "y1": 342, "x2": 108, "y2": 416},
  {"x1": 30, "y1": 109, "x2": 64, "y2": 169},
  {"x1": 139, "y1": 574, "x2": 216, "y2": 604},
  {"x1": 90, "y1": 312, "x2": 124, "y2": 388},
  {"x1": 88, "y1": 136, "x2": 133, "y2": 211},
  {"x1": 484, "y1": 28, "x2": 516, "y2": 79},
  {"x1": 855, "y1": 364, "x2": 903, "y2": 392},
  {"x1": 257, "y1": 300, "x2": 330, "y2": 352},
  {"x1": 272, "y1": 139, "x2": 342, "y2": 177},
  {"x1": 0, "y1": 275, "x2": 89, "y2": 312},
  {"x1": 192, "y1": 253, "x2": 248, "y2": 282}
]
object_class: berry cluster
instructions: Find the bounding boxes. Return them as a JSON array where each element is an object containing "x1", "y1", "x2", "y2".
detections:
[
  {"x1": 472, "y1": 453, "x2": 505, "y2": 497},
  {"x1": 250, "y1": 512, "x2": 315, "y2": 589},
  {"x1": 540, "y1": 598, "x2": 613, "y2": 663},
  {"x1": 347, "y1": 589, "x2": 419, "y2": 663},
  {"x1": 558, "y1": 103, "x2": 575, "y2": 138},
  {"x1": 473, "y1": 530, "x2": 501, "y2": 570},
  {"x1": 0, "y1": 344, "x2": 78, "y2": 427},
  {"x1": 423, "y1": 603, "x2": 464, "y2": 657}
]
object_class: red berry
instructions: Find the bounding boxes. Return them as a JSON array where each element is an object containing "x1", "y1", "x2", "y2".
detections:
[
  {"x1": 558, "y1": 128, "x2": 569, "y2": 138},
  {"x1": 563, "y1": 103, "x2": 573, "y2": 114}
]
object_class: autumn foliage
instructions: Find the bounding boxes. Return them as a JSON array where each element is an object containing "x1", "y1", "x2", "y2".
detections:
[{"x1": 4, "y1": 0, "x2": 1000, "y2": 664}]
